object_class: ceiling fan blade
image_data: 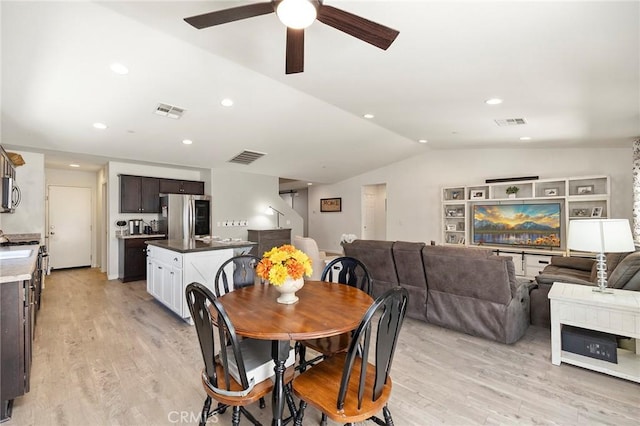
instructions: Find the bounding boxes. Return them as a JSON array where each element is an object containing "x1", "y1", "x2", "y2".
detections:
[
  {"x1": 286, "y1": 28, "x2": 304, "y2": 74},
  {"x1": 184, "y1": 2, "x2": 275, "y2": 29},
  {"x1": 317, "y1": 5, "x2": 399, "y2": 50}
]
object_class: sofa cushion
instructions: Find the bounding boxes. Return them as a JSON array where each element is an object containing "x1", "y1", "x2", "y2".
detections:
[
  {"x1": 608, "y1": 251, "x2": 640, "y2": 290},
  {"x1": 550, "y1": 255, "x2": 594, "y2": 271},
  {"x1": 423, "y1": 244, "x2": 493, "y2": 259},
  {"x1": 422, "y1": 246, "x2": 513, "y2": 305},
  {"x1": 343, "y1": 240, "x2": 398, "y2": 298},
  {"x1": 392, "y1": 241, "x2": 427, "y2": 321}
]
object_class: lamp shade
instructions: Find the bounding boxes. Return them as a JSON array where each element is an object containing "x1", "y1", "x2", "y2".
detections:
[{"x1": 567, "y1": 219, "x2": 635, "y2": 253}]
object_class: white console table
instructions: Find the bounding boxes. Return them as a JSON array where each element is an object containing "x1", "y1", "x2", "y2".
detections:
[{"x1": 548, "y1": 282, "x2": 640, "y2": 383}]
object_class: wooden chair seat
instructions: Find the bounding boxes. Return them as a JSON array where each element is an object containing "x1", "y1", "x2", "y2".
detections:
[
  {"x1": 292, "y1": 353, "x2": 392, "y2": 424},
  {"x1": 202, "y1": 361, "x2": 295, "y2": 406}
]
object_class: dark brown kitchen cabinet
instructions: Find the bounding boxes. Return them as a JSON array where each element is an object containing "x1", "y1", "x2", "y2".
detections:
[
  {"x1": 159, "y1": 178, "x2": 204, "y2": 195},
  {"x1": 120, "y1": 175, "x2": 160, "y2": 213},
  {"x1": 119, "y1": 236, "x2": 164, "y2": 283},
  {"x1": 1, "y1": 277, "x2": 33, "y2": 421}
]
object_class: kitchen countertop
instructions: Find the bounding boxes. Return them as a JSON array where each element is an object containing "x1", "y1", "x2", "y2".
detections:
[
  {"x1": 146, "y1": 239, "x2": 257, "y2": 254},
  {"x1": 0, "y1": 244, "x2": 39, "y2": 283}
]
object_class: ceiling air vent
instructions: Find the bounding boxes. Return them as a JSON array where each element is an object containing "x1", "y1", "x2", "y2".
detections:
[
  {"x1": 495, "y1": 118, "x2": 527, "y2": 126},
  {"x1": 228, "y1": 150, "x2": 266, "y2": 165},
  {"x1": 154, "y1": 103, "x2": 185, "y2": 119}
]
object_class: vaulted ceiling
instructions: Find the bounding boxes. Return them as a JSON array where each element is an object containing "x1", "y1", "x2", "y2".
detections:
[{"x1": 2, "y1": 1, "x2": 638, "y2": 184}]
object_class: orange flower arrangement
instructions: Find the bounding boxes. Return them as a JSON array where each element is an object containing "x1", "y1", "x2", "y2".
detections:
[{"x1": 256, "y1": 244, "x2": 313, "y2": 286}]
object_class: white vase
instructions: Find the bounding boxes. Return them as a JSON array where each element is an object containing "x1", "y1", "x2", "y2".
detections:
[
  {"x1": 508, "y1": 193, "x2": 516, "y2": 199},
  {"x1": 274, "y1": 277, "x2": 305, "y2": 304}
]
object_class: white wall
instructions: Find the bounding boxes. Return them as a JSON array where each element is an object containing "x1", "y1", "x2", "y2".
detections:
[
  {"x1": 0, "y1": 150, "x2": 45, "y2": 237},
  {"x1": 45, "y1": 168, "x2": 99, "y2": 266},
  {"x1": 210, "y1": 169, "x2": 303, "y2": 239},
  {"x1": 308, "y1": 147, "x2": 633, "y2": 253}
]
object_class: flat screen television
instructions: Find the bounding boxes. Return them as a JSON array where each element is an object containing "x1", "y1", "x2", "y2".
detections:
[{"x1": 473, "y1": 203, "x2": 561, "y2": 248}]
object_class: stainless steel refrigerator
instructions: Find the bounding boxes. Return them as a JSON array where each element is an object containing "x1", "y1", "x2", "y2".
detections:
[{"x1": 158, "y1": 194, "x2": 211, "y2": 240}]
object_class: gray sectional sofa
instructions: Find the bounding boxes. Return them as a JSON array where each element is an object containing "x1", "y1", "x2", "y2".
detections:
[
  {"x1": 343, "y1": 240, "x2": 531, "y2": 344},
  {"x1": 531, "y1": 251, "x2": 640, "y2": 326}
]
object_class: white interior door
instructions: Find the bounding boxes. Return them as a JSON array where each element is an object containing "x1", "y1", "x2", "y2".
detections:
[
  {"x1": 48, "y1": 186, "x2": 92, "y2": 269},
  {"x1": 361, "y1": 184, "x2": 387, "y2": 240}
]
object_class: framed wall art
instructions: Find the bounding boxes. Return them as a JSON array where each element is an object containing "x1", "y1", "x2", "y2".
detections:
[{"x1": 320, "y1": 197, "x2": 342, "y2": 212}]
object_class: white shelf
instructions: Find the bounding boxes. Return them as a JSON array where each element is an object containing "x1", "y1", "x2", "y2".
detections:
[
  {"x1": 560, "y1": 349, "x2": 640, "y2": 383},
  {"x1": 441, "y1": 175, "x2": 610, "y2": 257}
]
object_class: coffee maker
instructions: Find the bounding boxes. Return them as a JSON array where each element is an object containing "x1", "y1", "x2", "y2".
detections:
[{"x1": 129, "y1": 219, "x2": 142, "y2": 235}]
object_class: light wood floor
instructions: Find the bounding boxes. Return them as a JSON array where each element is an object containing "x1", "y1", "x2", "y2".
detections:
[{"x1": 5, "y1": 268, "x2": 639, "y2": 425}]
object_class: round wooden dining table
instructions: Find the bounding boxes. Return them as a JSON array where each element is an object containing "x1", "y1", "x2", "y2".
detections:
[{"x1": 217, "y1": 280, "x2": 373, "y2": 426}]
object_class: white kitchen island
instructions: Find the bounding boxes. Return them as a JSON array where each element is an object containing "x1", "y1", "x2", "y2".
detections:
[{"x1": 145, "y1": 239, "x2": 256, "y2": 323}]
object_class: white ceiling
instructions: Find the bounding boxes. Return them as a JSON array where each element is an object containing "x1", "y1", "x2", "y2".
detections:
[{"x1": 2, "y1": 1, "x2": 639, "y2": 183}]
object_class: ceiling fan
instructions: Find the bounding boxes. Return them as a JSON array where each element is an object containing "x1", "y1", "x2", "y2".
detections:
[{"x1": 184, "y1": 0, "x2": 400, "y2": 74}]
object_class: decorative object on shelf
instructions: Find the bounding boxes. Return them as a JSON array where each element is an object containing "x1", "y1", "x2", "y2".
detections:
[
  {"x1": 572, "y1": 208, "x2": 589, "y2": 217},
  {"x1": 506, "y1": 186, "x2": 519, "y2": 198},
  {"x1": 446, "y1": 224, "x2": 457, "y2": 231},
  {"x1": 591, "y1": 207, "x2": 603, "y2": 217},
  {"x1": 265, "y1": 205, "x2": 284, "y2": 228},
  {"x1": 446, "y1": 234, "x2": 456, "y2": 243},
  {"x1": 577, "y1": 185, "x2": 594, "y2": 195},
  {"x1": 451, "y1": 190, "x2": 461, "y2": 200},
  {"x1": 257, "y1": 244, "x2": 312, "y2": 304},
  {"x1": 567, "y1": 219, "x2": 635, "y2": 293},
  {"x1": 320, "y1": 197, "x2": 342, "y2": 212},
  {"x1": 470, "y1": 190, "x2": 485, "y2": 200},
  {"x1": 544, "y1": 188, "x2": 559, "y2": 196}
]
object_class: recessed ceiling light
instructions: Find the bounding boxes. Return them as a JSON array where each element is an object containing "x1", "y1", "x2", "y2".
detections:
[
  {"x1": 418, "y1": 139, "x2": 428, "y2": 144},
  {"x1": 69, "y1": 164, "x2": 80, "y2": 168},
  {"x1": 182, "y1": 139, "x2": 193, "y2": 145},
  {"x1": 485, "y1": 98, "x2": 503, "y2": 105},
  {"x1": 519, "y1": 136, "x2": 532, "y2": 141},
  {"x1": 221, "y1": 98, "x2": 234, "y2": 107},
  {"x1": 110, "y1": 63, "x2": 129, "y2": 75},
  {"x1": 93, "y1": 122, "x2": 107, "y2": 129},
  {"x1": 307, "y1": 182, "x2": 313, "y2": 186},
  {"x1": 363, "y1": 113, "x2": 375, "y2": 119}
]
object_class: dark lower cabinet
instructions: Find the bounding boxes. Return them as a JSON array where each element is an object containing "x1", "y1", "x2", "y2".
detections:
[
  {"x1": 247, "y1": 229, "x2": 292, "y2": 257},
  {"x1": 1, "y1": 277, "x2": 33, "y2": 421},
  {"x1": 119, "y1": 236, "x2": 164, "y2": 283}
]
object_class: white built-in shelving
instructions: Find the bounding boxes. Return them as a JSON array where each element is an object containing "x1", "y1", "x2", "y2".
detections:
[{"x1": 441, "y1": 175, "x2": 610, "y2": 277}]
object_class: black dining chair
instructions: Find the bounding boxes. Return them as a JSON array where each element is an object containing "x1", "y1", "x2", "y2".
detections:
[
  {"x1": 213, "y1": 254, "x2": 262, "y2": 297},
  {"x1": 297, "y1": 256, "x2": 373, "y2": 374},
  {"x1": 292, "y1": 286, "x2": 409, "y2": 426},
  {"x1": 185, "y1": 282, "x2": 296, "y2": 426}
]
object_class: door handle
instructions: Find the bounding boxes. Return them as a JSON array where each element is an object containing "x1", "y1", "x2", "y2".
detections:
[{"x1": 50, "y1": 232, "x2": 55, "y2": 235}]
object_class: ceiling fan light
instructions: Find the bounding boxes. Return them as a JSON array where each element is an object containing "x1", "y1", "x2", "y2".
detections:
[{"x1": 277, "y1": 0, "x2": 317, "y2": 29}]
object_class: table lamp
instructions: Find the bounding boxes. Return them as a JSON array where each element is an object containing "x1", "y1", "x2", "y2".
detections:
[{"x1": 567, "y1": 219, "x2": 635, "y2": 293}]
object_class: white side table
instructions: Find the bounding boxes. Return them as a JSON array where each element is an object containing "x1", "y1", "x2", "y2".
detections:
[{"x1": 548, "y1": 282, "x2": 640, "y2": 383}]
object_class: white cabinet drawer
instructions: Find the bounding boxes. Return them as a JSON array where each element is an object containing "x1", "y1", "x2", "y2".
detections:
[
  {"x1": 526, "y1": 254, "x2": 551, "y2": 273},
  {"x1": 149, "y1": 246, "x2": 183, "y2": 268}
]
